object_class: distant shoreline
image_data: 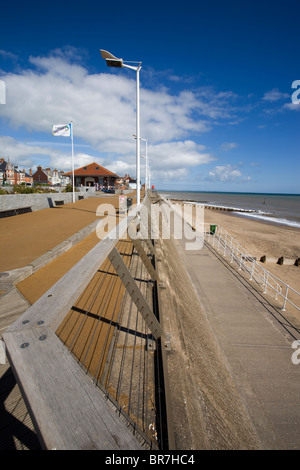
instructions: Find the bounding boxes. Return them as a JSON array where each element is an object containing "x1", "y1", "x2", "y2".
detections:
[
  {"x1": 158, "y1": 190, "x2": 300, "y2": 197},
  {"x1": 169, "y1": 198, "x2": 300, "y2": 229},
  {"x1": 159, "y1": 191, "x2": 300, "y2": 229}
]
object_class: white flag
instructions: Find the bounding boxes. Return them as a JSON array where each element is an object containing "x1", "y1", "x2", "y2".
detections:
[{"x1": 52, "y1": 123, "x2": 71, "y2": 137}]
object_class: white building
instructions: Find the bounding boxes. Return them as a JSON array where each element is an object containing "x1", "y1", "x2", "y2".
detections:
[{"x1": 42, "y1": 168, "x2": 70, "y2": 186}]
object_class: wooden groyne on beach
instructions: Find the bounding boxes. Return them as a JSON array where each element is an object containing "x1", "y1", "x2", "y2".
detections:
[{"x1": 170, "y1": 198, "x2": 253, "y2": 213}]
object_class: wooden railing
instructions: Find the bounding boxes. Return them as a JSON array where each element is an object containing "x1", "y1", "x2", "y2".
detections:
[{"x1": 3, "y1": 193, "x2": 174, "y2": 450}]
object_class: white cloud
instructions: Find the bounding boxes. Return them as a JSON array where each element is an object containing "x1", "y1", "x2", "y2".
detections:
[
  {"x1": 0, "y1": 48, "x2": 239, "y2": 180},
  {"x1": 145, "y1": 140, "x2": 214, "y2": 184},
  {"x1": 106, "y1": 159, "x2": 136, "y2": 178},
  {"x1": 208, "y1": 164, "x2": 251, "y2": 183},
  {"x1": 0, "y1": 58, "x2": 136, "y2": 154},
  {"x1": 107, "y1": 141, "x2": 215, "y2": 182},
  {"x1": 50, "y1": 152, "x2": 98, "y2": 172},
  {"x1": 148, "y1": 140, "x2": 213, "y2": 170},
  {"x1": 140, "y1": 89, "x2": 212, "y2": 142},
  {"x1": 154, "y1": 167, "x2": 189, "y2": 182},
  {"x1": 0, "y1": 50, "x2": 18, "y2": 61},
  {"x1": 260, "y1": 85, "x2": 300, "y2": 115},
  {"x1": 282, "y1": 102, "x2": 300, "y2": 111},
  {"x1": 263, "y1": 88, "x2": 290, "y2": 102},
  {"x1": 0, "y1": 50, "x2": 239, "y2": 142},
  {"x1": 0, "y1": 136, "x2": 98, "y2": 172},
  {"x1": 0, "y1": 136, "x2": 50, "y2": 169},
  {"x1": 220, "y1": 142, "x2": 239, "y2": 151}
]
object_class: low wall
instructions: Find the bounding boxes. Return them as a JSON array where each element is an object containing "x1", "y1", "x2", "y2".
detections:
[{"x1": 0, "y1": 191, "x2": 94, "y2": 213}]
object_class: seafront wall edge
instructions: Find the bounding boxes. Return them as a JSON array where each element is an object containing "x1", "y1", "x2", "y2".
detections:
[{"x1": 0, "y1": 190, "x2": 94, "y2": 212}]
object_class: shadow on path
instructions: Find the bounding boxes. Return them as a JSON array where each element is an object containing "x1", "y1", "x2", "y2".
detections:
[{"x1": 0, "y1": 367, "x2": 41, "y2": 450}]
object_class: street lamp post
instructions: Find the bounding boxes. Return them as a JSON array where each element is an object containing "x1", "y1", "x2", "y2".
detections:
[
  {"x1": 140, "y1": 154, "x2": 149, "y2": 191},
  {"x1": 100, "y1": 49, "x2": 142, "y2": 205},
  {"x1": 133, "y1": 135, "x2": 148, "y2": 192}
]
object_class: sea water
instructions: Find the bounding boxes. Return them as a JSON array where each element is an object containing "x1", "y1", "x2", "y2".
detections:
[{"x1": 158, "y1": 191, "x2": 300, "y2": 229}]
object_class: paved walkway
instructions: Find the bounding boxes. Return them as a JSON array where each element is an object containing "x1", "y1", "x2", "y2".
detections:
[
  {"x1": 174, "y1": 236, "x2": 300, "y2": 449},
  {"x1": 0, "y1": 193, "x2": 137, "y2": 333},
  {"x1": 0, "y1": 193, "x2": 135, "y2": 272}
]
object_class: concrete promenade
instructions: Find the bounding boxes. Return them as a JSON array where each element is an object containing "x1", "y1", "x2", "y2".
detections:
[
  {"x1": 173, "y1": 235, "x2": 300, "y2": 449},
  {"x1": 0, "y1": 193, "x2": 136, "y2": 334},
  {"x1": 0, "y1": 192, "x2": 132, "y2": 272}
]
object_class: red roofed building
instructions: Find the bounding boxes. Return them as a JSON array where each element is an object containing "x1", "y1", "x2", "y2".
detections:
[
  {"x1": 32, "y1": 166, "x2": 48, "y2": 185},
  {"x1": 64, "y1": 162, "x2": 119, "y2": 189}
]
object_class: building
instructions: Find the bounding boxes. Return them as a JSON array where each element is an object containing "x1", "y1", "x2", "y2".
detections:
[
  {"x1": 31, "y1": 167, "x2": 69, "y2": 186},
  {"x1": 0, "y1": 158, "x2": 15, "y2": 185},
  {"x1": 64, "y1": 162, "x2": 119, "y2": 188},
  {"x1": 126, "y1": 175, "x2": 137, "y2": 190},
  {"x1": 57, "y1": 171, "x2": 70, "y2": 187},
  {"x1": 0, "y1": 159, "x2": 34, "y2": 186},
  {"x1": 43, "y1": 168, "x2": 60, "y2": 185},
  {"x1": 32, "y1": 166, "x2": 48, "y2": 185},
  {"x1": 23, "y1": 169, "x2": 33, "y2": 185},
  {"x1": 115, "y1": 174, "x2": 137, "y2": 190},
  {"x1": 42, "y1": 168, "x2": 69, "y2": 186},
  {"x1": 0, "y1": 159, "x2": 65, "y2": 187},
  {"x1": 14, "y1": 166, "x2": 26, "y2": 185}
]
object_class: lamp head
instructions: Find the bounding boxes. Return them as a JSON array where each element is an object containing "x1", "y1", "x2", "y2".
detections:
[{"x1": 100, "y1": 49, "x2": 123, "y2": 68}]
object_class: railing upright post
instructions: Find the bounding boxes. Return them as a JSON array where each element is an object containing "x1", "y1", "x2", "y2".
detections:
[
  {"x1": 250, "y1": 259, "x2": 255, "y2": 281},
  {"x1": 223, "y1": 234, "x2": 227, "y2": 256},
  {"x1": 239, "y1": 253, "x2": 242, "y2": 270},
  {"x1": 282, "y1": 285, "x2": 289, "y2": 311},
  {"x1": 230, "y1": 239, "x2": 234, "y2": 263},
  {"x1": 264, "y1": 272, "x2": 269, "y2": 294}
]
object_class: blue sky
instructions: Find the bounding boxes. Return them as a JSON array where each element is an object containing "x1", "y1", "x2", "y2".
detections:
[{"x1": 0, "y1": 0, "x2": 299, "y2": 193}]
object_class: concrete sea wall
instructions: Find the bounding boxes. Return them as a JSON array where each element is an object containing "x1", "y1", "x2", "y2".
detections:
[{"x1": 0, "y1": 190, "x2": 95, "y2": 213}]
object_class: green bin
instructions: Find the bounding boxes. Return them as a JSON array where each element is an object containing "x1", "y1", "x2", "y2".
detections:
[{"x1": 210, "y1": 224, "x2": 217, "y2": 235}]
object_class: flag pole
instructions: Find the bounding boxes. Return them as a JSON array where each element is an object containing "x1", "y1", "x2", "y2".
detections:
[{"x1": 71, "y1": 121, "x2": 75, "y2": 203}]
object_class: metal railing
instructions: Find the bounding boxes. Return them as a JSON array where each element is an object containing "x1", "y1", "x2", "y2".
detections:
[
  {"x1": 204, "y1": 224, "x2": 300, "y2": 313},
  {"x1": 57, "y1": 235, "x2": 161, "y2": 448}
]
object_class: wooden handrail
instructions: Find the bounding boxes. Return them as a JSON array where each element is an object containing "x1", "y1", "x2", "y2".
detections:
[{"x1": 3, "y1": 203, "x2": 144, "y2": 450}]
